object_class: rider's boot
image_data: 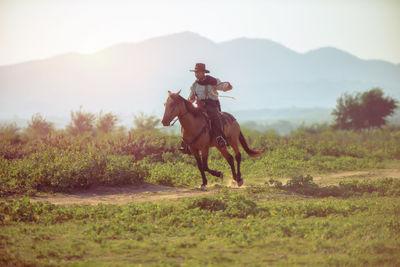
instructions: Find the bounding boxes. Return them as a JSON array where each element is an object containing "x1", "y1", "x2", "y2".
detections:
[
  {"x1": 178, "y1": 140, "x2": 191, "y2": 155},
  {"x1": 211, "y1": 116, "x2": 227, "y2": 148}
]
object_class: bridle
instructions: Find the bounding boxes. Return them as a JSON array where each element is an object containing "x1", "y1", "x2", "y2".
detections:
[
  {"x1": 165, "y1": 96, "x2": 189, "y2": 126},
  {"x1": 170, "y1": 117, "x2": 179, "y2": 126},
  {"x1": 164, "y1": 94, "x2": 209, "y2": 146}
]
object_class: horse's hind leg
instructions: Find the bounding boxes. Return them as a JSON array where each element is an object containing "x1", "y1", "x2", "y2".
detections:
[
  {"x1": 217, "y1": 146, "x2": 237, "y2": 182},
  {"x1": 230, "y1": 141, "x2": 243, "y2": 187},
  {"x1": 201, "y1": 149, "x2": 223, "y2": 179}
]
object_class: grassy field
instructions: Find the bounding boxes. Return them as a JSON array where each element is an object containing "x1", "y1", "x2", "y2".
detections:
[
  {"x1": 1, "y1": 123, "x2": 400, "y2": 265},
  {"x1": 1, "y1": 188, "x2": 400, "y2": 266},
  {"x1": 1, "y1": 173, "x2": 400, "y2": 266}
]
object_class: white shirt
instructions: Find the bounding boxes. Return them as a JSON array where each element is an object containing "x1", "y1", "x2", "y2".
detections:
[{"x1": 189, "y1": 79, "x2": 231, "y2": 101}]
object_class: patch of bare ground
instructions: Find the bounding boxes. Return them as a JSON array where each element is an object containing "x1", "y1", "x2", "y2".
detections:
[
  {"x1": 30, "y1": 183, "x2": 215, "y2": 205},
  {"x1": 313, "y1": 171, "x2": 371, "y2": 181},
  {"x1": 314, "y1": 169, "x2": 400, "y2": 185},
  {"x1": 30, "y1": 168, "x2": 400, "y2": 205}
]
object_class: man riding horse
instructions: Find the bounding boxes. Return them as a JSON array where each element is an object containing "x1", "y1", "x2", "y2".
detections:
[
  {"x1": 162, "y1": 65, "x2": 262, "y2": 187},
  {"x1": 179, "y1": 63, "x2": 232, "y2": 153}
]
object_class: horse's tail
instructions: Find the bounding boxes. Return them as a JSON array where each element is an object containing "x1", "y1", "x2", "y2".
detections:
[{"x1": 239, "y1": 131, "x2": 263, "y2": 158}]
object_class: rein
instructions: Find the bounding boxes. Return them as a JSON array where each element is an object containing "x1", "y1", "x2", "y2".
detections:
[
  {"x1": 183, "y1": 124, "x2": 208, "y2": 146},
  {"x1": 166, "y1": 96, "x2": 209, "y2": 146},
  {"x1": 170, "y1": 117, "x2": 179, "y2": 126},
  {"x1": 166, "y1": 97, "x2": 187, "y2": 127}
]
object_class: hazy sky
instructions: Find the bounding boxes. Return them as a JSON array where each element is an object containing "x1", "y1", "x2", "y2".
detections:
[{"x1": 0, "y1": 0, "x2": 399, "y2": 66}]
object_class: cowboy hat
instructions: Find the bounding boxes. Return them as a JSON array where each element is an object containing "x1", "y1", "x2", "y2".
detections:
[{"x1": 190, "y1": 63, "x2": 210, "y2": 73}]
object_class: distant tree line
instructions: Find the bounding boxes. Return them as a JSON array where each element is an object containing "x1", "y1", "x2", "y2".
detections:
[
  {"x1": 0, "y1": 107, "x2": 161, "y2": 142},
  {"x1": 1, "y1": 87, "x2": 398, "y2": 140}
]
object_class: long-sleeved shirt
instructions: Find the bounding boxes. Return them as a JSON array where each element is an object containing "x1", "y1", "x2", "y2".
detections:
[{"x1": 189, "y1": 75, "x2": 231, "y2": 101}]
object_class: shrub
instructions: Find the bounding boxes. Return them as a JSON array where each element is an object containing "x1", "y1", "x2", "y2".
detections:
[
  {"x1": 144, "y1": 161, "x2": 199, "y2": 187},
  {"x1": 25, "y1": 113, "x2": 54, "y2": 139},
  {"x1": 270, "y1": 175, "x2": 400, "y2": 198},
  {"x1": 67, "y1": 107, "x2": 96, "y2": 136},
  {"x1": 0, "y1": 148, "x2": 147, "y2": 195},
  {"x1": 96, "y1": 111, "x2": 119, "y2": 133},
  {"x1": 187, "y1": 194, "x2": 259, "y2": 218}
]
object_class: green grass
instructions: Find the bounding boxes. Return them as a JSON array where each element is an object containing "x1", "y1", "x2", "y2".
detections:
[
  {"x1": 1, "y1": 124, "x2": 400, "y2": 265},
  {"x1": 1, "y1": 180, "x2": 400, "y2": 266},
  {"x1": 2, "y1": 125, "x2": 400, "y2": 195}
]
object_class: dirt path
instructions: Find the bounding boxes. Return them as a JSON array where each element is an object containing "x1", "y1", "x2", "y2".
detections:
[
  {"x1": 31, "y1": 168, "x2": 400, "y2": 205},
  {"x1": 31, "y1": 183, "x2": 217, "y2": 205},
  {"x1": 313, "y1": 169, "x2": 400, "y2": 183}
]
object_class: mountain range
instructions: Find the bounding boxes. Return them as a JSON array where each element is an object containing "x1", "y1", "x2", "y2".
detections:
[{"x1": 1, "y1": 31, "x2": 399, "y2": 126}]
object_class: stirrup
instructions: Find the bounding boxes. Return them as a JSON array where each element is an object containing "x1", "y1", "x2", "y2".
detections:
[
  {"x1": 178, "y1": 143, "x2": 191, "y2": 155},
  {"x1": 216, "y1": 136, "x2": 227, "y2": 147}
]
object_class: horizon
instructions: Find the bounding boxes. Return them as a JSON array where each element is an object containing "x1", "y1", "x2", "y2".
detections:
[
  {"x1": 1, "y1": 31, "x2": 399, "y2": 68},
  {"x1": 1, "y1": 0, "x2": 400, "y2": 66},
  {"x1": 0, "y1": 105, "x2": 335, "y2": 128}
]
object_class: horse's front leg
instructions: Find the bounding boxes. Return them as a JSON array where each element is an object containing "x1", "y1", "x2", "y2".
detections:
[{"x1": 192, "y1": 149, "x2": 207, "y2": 188}]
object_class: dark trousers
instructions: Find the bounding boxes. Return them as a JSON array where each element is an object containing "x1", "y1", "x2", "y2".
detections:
[
  {"x1": 202, "y1": 100, "x2": 225, "y2": 139},
  {"x1": 179, "y1": 99, "x2": 224, "y2": 153}
]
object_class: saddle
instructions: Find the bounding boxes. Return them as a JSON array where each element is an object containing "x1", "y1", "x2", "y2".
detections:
[
  {"x1": 178, "y1": 99, "x2": 236, "y2": 154},
  {"x1": 201, "y1": 111, "x2": 236, "y2": 135},
  {"x1": 196, "y1": 98, "x2": 237, "y2": 140},
  {"x1": 178, "y1": 110, "x2": 236, "y2": 154},
  {"x1": 200, "y1": 110, "x2": 212, "y2": 132}
]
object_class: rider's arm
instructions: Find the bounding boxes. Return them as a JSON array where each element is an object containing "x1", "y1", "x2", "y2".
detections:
[
  {"x1": 215, "y1": 81, "x2": 232, "y2": 92},
  {"x1": 188, "y1": 82, "x2": 196, "y2": 103}
]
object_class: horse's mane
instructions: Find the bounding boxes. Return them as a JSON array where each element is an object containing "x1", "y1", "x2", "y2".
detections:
[{"x1": 175, "y1": 95, "x2": 203, "y2": 117}]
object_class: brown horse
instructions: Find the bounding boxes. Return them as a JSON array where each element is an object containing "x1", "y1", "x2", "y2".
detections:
[{"x1": 162, "y1": 90, "x2": 262, "y2": 188}]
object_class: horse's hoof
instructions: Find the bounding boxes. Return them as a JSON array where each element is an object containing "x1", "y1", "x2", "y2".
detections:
[
  {"x1": 237, "y1": 179, "x2": 243, "y2": 187},
  {"x1": 218, "y1": 172, "x2": 224, "y2": 179},
  {"x1": 200, "y1": 184, "x2": 207, "y2": 190}
]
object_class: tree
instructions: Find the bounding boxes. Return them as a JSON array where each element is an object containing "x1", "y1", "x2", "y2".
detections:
[
  {"x1": 0, "y1": 122, "x2": 20, "y2": 143},
  {"x1": 26, "y1": 113, "x2": 54, "y2": 138},
  {"x1": 332, "y1": 88, "x2": 398, "y2": 130},
  {"x1": 96, "y1": 111, "x2": 119, "y2": 133},
  {"x1": 67, "y1": 107, "x2": 96, "y2": 135},
  {"x1": 132, "y1": 112, "x2": 160, "y2": 133}
]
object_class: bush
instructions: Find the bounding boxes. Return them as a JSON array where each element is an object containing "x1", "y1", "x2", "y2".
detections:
[
  {"x1": 144, "y1": 161, "x2": 199, "y2": 187},
  {"x1": 187, "y1": 194, "x2": 259, "y2": 218},
  {"x1": 0, "y1": 148, "x2": 147, "y2": 195},
  {"x1": 102, "y1": 155, "x2": 148, "y2": 185},
  {"x1": 1, "y1": 111, "x2": 400, "y2": 196},
  {"x1": 0, "y1": 123, "x2": 20, "y2": 144},
  {"x1": 67, "y1": 107, "x2": 96, "y2": 136},
  {"x1": 270, "y1": 175, "x2": 400, "y2": 198},
  {"x1": 96, "y1": 111, "x2": 119, "y2": 134},
  {"x1": 25, "y1": 113, "x2": 54, "y2": 139}
]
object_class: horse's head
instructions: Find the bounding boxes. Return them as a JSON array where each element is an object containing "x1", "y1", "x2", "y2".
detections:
[{"x1": 162, "y1": 90, "x2": 183, "y2": 126}]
